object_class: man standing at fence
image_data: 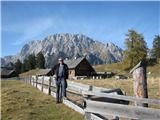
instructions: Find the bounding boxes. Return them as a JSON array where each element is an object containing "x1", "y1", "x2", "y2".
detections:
[{"x1": 53, "y1": 58, "x2": 69, "y2": 104}]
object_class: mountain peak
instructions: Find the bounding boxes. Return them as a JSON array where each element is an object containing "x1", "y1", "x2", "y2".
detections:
[{"x1": 1, "y1": 33, "x2": 123, "y2": 67}]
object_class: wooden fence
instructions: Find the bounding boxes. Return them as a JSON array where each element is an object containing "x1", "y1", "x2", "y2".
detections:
[{"x1": 22, "y1": 76, "x2": 160, "y2": 120}]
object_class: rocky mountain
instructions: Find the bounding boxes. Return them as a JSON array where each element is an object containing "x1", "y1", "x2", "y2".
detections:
[{"x1": 1, "y1": 33, "x2": 123, "y2": 68}]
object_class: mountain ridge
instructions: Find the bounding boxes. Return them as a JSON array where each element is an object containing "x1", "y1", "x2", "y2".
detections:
[{"x1": 1, "y1": 33, "x2": 124, "y2": 68}]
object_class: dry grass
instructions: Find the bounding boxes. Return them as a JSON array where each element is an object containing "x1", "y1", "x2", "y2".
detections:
[
  {"x1": 147, "y1": 64, "x2": 160, "y2": 77},
  {"x1": 1, "y1": 80, "x2": 84, "y2": 120},
  {"x1": 93, "y1": 62, "x2": 126, "y2": 74},
  {"x1": 94, "y1": 62, "x2": 160, "y2": 77},
  {"x1": 76, "y1": 77, "x2": 160, "y2": 109},
  {"x1": 76, "y1": 77, "x2": 160, "y2": 99},
  {"x1": 91, "y1": 62, "x2": 160, "y2": 100}
]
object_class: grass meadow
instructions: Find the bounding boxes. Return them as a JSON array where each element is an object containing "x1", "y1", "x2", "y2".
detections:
[{"x1": 1, "y1": 80, "x2": 84, "y2": 120}]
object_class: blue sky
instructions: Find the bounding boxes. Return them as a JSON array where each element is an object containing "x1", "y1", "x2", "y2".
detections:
[{"x1": 1, "y1": 1, "x2": 160, "y2": 57}]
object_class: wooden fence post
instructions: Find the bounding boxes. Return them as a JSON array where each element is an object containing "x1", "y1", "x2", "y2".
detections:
[
  {"x1": 88, "y1": 85, "x2": 93, "y2": 100},
  {"x1": 36, "y1": 75, "x2": 38, "y2": 88},
  {"x1": 130, "y1": 59, "x2": 148, "y2": 107},
  {"x1": 26, "y1": 77, "x2": 28, "y2": 83},
  {"x1": 27, "y1": 77, "x2": 28, "y2": 83},
  {"x1": 48, "y1": 76, "x2": 51, "y2": 95},
  {"x1": 87, "y1": 85, "x2": 93, "y2": 99},
  {"x1": 28, "y1": 76, "x2": 29, "y2": 83},
  {"x1": 32, "y1": 76, "x2": 33, "y2": 85},
  {"x1": 25, "y1": 77, "x2": 26, "y2": 83},
  {"x1": 30, "y1": 76, "x2": 32, "y2": 85},
  {"x1": 29, "y1": 76, "x2": 31, "y2": 84},
  {"x1": 41, "y1": 76, "x2": 44, "y2": 92},
  {"x1": 84, "y1": 85, "x2": 94, "y2": 120},
  {"x1": 33, "y1": 77, "x2": 35, "y2": 86},
  {"x1": 85, "y1": 112, "x2": 91, "y2": 120},
  {"x1": 24, "y1": 77, "x2": 26, "y2": 83}
]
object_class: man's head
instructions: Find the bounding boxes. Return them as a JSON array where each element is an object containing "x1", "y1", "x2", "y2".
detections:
[{"x1": 58, "y1": 58, "x2": 63, "y2": 64}]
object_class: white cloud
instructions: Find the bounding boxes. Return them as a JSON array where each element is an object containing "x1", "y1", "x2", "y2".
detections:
[{"x1": 4, "y1": 17, "x2": 54, "y2": 45}]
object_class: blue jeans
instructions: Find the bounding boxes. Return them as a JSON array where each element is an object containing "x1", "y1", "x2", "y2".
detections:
[{"x1": 55, "y1": 78, "x2": 67, "y2": 102}]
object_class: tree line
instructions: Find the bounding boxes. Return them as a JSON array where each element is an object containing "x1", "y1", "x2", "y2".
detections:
[
  {"x1": 123, "y1": 29, "x2": 160, "y2": 69},
  {"x1": 13, "y1": 52, "x2": 45, "y2": 74}
]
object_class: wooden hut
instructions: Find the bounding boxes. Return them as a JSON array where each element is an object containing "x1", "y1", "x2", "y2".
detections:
[
  {"x1": 64, "y1": 57, "x2": 96, "y2": 78},
  {"x1": 1, "y1": 69, "x2": 17, "y2": 78}
]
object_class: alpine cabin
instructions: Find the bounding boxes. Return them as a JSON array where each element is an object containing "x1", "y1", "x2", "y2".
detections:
[{"x1": 64, "y1": 57, "x2": 96, "y2": 78}]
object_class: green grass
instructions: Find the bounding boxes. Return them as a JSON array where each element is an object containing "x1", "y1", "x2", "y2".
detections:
[{"x1": 1, "y1": 80, "x2": 84, "y2": 120}]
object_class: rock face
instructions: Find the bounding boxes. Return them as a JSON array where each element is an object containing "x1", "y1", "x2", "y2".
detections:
[{"x1": 1, "y1": 33, "x2": 123, "y2": 68}]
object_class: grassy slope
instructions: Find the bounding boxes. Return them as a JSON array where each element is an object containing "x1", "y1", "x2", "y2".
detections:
[
  {"x1": 77, "y1": 63, "x2": 160, "y2": 99},
  {"x1": 93, "y1": 62, "x2": 126, "y2": 73},
  {"x1": 93, "y1": 62, "x2": 160, "y2": 77},
  {"x1": 1, "y1": 80, "x2": 84, "y2": 120}
]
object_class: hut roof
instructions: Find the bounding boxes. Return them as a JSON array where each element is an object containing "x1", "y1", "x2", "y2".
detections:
[
  {"x1": 64, "y1": 57, "x2": 85, "y2": 69},
  {"x1": 1, "y1": 69, "x2": 15, "y2": 76},
  {"x1": 36, "y1": 69, "x2": 51, "y2": 75},
  {"x1": 19, "y1": 69, "x2": 52, "y2": 77}
]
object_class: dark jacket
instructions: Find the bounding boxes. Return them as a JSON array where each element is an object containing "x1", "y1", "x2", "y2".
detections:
[{"x1": 53, "y1": 63, "x2": 69, "y2": 80}]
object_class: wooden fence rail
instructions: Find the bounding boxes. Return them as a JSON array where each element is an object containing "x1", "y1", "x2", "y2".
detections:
[
  {"x1": 82, "y1": 91, "x2": 160, "y2": 105},
  {"x1": 22, "y1": 75, "x2": 160, "y2": 120},
  {"x1": 85, "y1": 100, "x2": 160, "y2": 120}
]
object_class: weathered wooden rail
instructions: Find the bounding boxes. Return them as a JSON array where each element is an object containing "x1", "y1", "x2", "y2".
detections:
[{"x1": 22, "y1": 75, "x2": 160, "y2": 120}]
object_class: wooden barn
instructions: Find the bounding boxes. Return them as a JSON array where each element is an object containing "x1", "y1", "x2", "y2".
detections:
[
  {"x1": 64, "y1": 57, "x2": 96, "y2": 78},
  {"x1": 1, "y1": 69, "x2": 17, "y2": 78}
]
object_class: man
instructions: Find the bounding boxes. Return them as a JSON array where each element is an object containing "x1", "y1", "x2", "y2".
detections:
[{"x1": 53, "y1": 58, "x2": 68, "y2": 103}]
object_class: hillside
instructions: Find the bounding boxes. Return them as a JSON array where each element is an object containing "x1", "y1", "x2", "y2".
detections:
[
  {"x1": 1, "y1": 80, "x2": 84, "y2": 120},
  {"x1": 1, "y1": 33, "x2": 123, "y2": 68},
  {"x1": 94, "y1": 62, "x2": 160, "y2": 77},
  {"x1": 90, "y1": 62, "x2": 160, "y2": 102}
]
